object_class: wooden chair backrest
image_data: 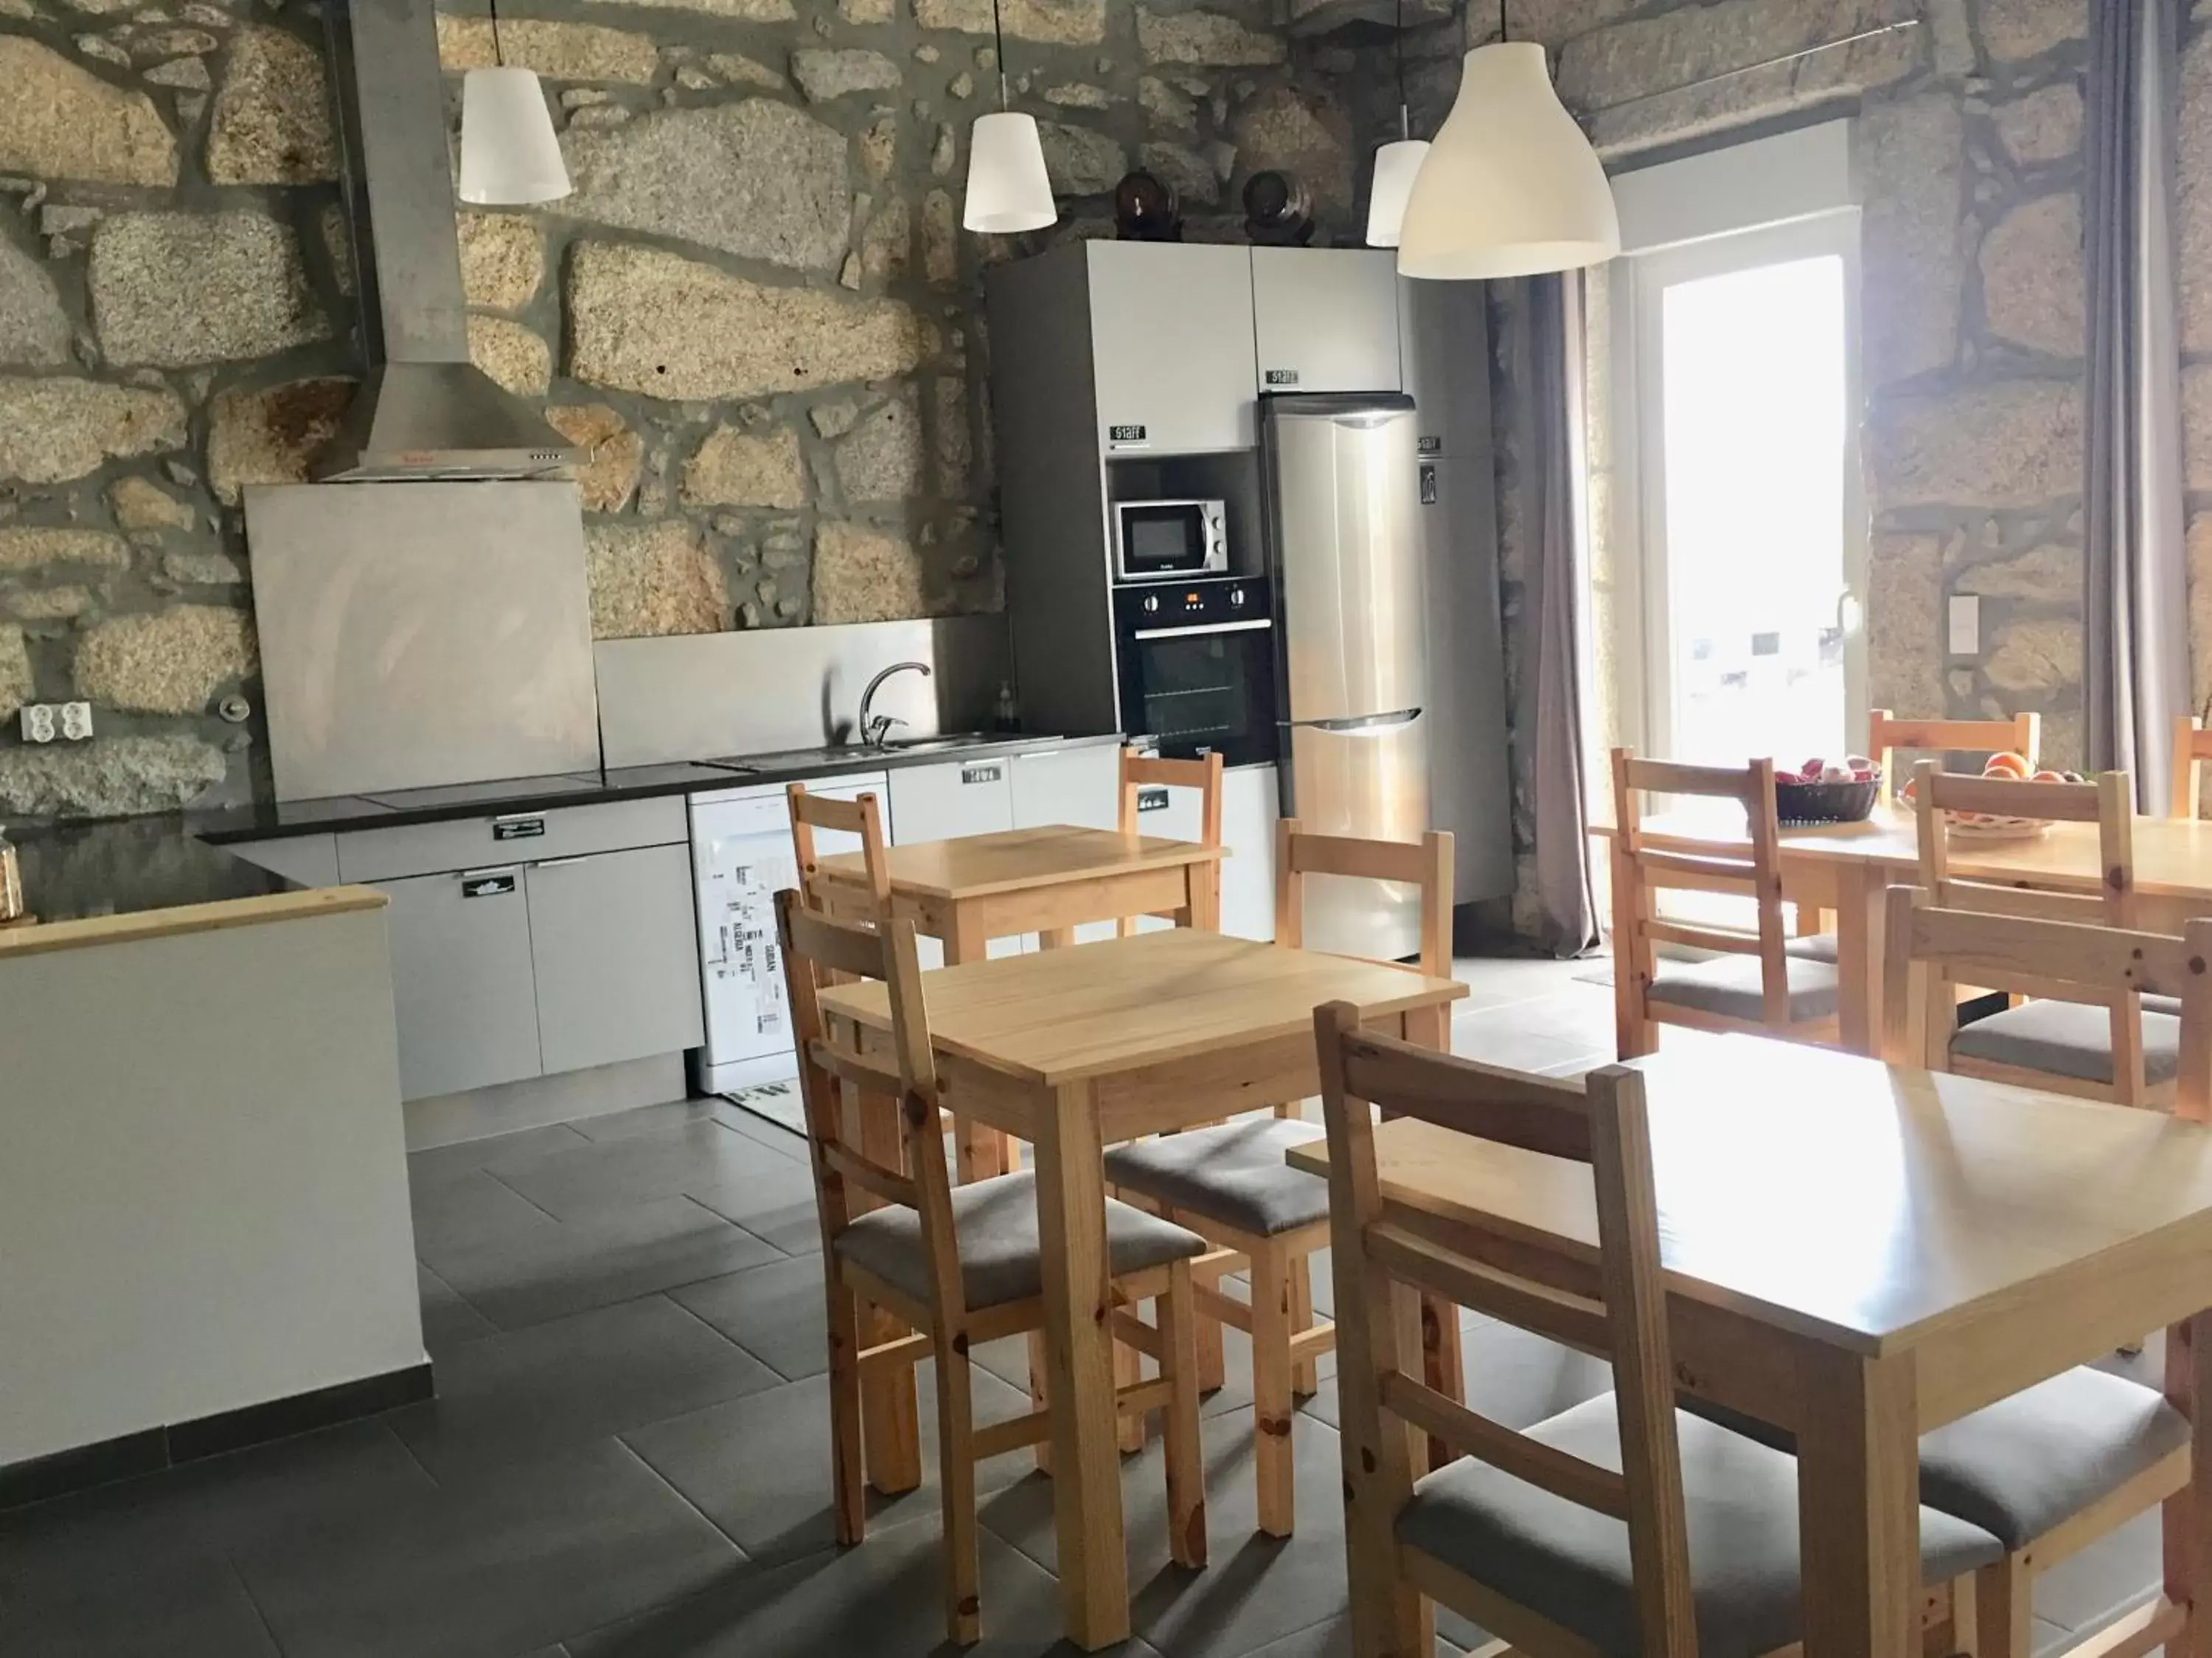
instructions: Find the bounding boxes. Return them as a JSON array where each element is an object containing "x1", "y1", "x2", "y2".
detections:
[
  {"x1": 1313, "y1": 1003, "x2": 1697, "y2": 1658},
  {"x1": 1274, "y1": 819, "x2": 1455, "y2": 979},
  {"x1": 774, "y1": 888, "x2": 967, "y2": 1318},
  {"x1": 2171, "y1": 716, "x2": 2212, "y2": 819},
  {"x1": 1882, "y1": 887, "x2": 2212, "y2": 1114},
  {"x1": 1910, "y1": 760, "x2": 2135, "y2": 929},
  {"x1": 1117, "y1": 747, "x2": 1224, "y2": 843},
  {"x1": 1608, "y1": 749, "x2": 1791, "y2": 1029},
  {"x1": 1870, "y1": 710, "x2": 2039, "y2": 796},
  {"x1": 788, "y1": 782, "x2": 891, "y2": 914}
]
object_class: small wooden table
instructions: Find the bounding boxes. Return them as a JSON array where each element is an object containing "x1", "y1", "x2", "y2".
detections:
[
  {"x1": 820, "y1": 927, "x2": 1467, "y2": 1651},
  {"x1": 813, "y1": 823, "x2": 1225, "y2": 961},
  {"x1": 1594, "y1": 805, "x2": 2212, "y2": 1053},
  {"x1": 1289, "y1": 1036, "x2": 2212, "y2": 1658}
]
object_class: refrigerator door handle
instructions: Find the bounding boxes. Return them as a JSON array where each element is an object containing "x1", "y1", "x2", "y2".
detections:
[{"x1": 1286, "y1": 708, "x2": 1422, "y2": 736}]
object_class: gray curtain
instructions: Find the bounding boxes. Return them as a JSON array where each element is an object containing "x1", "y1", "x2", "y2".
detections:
[
  {"x1": 1522, "y1": 271, "x2": 1601, "y2": 955},
  {"x1": 2084, "y1": 0, "x2": 2190, "y2": 807}
]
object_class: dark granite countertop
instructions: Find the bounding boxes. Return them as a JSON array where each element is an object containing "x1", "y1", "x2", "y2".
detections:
[{"x1": 7, "y1": 815, "x2": 298, "y2": 927}]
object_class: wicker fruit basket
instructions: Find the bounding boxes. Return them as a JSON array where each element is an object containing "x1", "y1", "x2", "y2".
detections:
[{"x1": 1773, "y1": 775, "x2": 1882, "y2": 828}]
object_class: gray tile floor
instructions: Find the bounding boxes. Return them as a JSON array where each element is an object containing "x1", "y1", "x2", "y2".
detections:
[{"x1": 0, "y1": 961, "x2": 2161, "y2": 1656}]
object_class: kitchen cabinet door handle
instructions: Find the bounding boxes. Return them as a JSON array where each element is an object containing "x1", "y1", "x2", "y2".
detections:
[
  {"x1": 460, "y1": 867, "x2": 521, "y2": 898},
  {"x1": 492, "y1": 814, "x2": 547, "y2": 842},
  {"x1": 530, "y1": 855, "x2": 592, "y2": 870}
]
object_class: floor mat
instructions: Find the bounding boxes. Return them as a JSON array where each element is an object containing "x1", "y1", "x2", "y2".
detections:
[{"x1": 720, "y1": 1078, "x2": 806, "y2": 1137}]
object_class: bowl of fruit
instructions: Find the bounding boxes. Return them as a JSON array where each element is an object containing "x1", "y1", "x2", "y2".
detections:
[
  {"x1": 1774, "y1": 756, "x2": 1883, "y2": 826},
  {"x1": 1900, "y1": 751, "x2": 2086, "y2": 840}
]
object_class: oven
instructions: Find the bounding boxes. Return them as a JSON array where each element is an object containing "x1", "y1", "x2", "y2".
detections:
[
  {"x1": 1113, "y1": 498, "x2": 1229, "y2": 583},
  {"x1": 1113, "y1": 577, "x2": 1279, "y2": 769}
]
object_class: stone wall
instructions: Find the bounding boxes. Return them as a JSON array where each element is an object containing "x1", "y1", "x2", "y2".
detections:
[
  {"x1": 0, "y1": 0, "x2": 1352, "y2": 818},
  {"x1": 1331, "y1": 0, "x2": 2117, "y2": 942}
]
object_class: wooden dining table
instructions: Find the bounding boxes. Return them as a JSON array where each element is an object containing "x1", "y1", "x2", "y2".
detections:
[
  {"x1": 1290, "y1": 1033, "x2": 2212, "y2": 1658},
  {"x1": 1596, "y1": 804, "x2": 2212, "y2": 1053},
  {"x1": 818, "y1": 926, "x2": 1467, "y2": 1651}
]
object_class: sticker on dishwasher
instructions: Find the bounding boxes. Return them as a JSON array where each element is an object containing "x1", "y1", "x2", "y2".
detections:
[{"x1": 1107, "y1": 423, "x2": 1149, "y2": 448}]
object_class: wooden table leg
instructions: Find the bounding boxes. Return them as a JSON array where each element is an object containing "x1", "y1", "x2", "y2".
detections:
[
  {"x1": 1797, "y1": 1349, "x2": 1919, "y2": 1658},
  {"x1": 945, "y1": 914, "x2": 1012, "y2": 1180},
  {"x1": 1034, "y1": 1078, "x2": 1130, "y2": 1651},
  {"x1": 2166, "y1": 1312, "x2": 2212, "y2": 1658},
  {"x1": 1834, "y1": 862, "x2": 1887, "y2": 1058},
  {"x1": 1186, "y1": 858, "x2": 1221, "y2": 933},
  {"x1": 855, "y1": 1084, "x2": 922, "y2": 1496}
]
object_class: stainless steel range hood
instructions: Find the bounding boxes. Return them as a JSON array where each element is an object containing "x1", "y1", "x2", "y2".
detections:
[{"x1": 315, "y1": 0, "x2": 578, "y2": 482}]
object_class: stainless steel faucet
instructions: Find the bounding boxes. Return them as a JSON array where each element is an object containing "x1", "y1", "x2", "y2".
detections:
[{"x1": 858, "y1": 661, "x2": 933, "y2": 749}]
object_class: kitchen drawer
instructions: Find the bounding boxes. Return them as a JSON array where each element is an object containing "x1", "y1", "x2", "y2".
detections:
[{"x1": 335, "y1": 795, "x2": 686, "y2": 882}]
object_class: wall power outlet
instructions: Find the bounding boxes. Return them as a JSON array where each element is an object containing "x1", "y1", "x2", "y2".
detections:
[
  {"x1": 18, "y1": 704, "x2": 94, "y2": 743},
  {"x1": 20, "y1": 704, "x2": 56, "y2": 743}
]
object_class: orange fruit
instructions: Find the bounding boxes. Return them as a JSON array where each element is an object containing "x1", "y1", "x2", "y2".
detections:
[
  {"x1": 1983, "y1": 752, "x2": 2031, "y2": 779},
  {"x1": 2033, "y1": 769, "x2": 2066, "y2": 783}
]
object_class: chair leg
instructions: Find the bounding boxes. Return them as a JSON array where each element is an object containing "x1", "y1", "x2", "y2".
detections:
[
  {"x1": 1974, "y1": 1555, "x2": 2030, "y2": 1658},
  {"x1": 1116, "y1": 1318, "x2": 1148, "y2": 1454},
  {"x1": 935, "y1": 1336, "x2": 982, "y2": 1647},
  {"x1": 1184, "y1": 1209, "x2": 1227, "y2": 1393},
  {"x1": 825, "y1": 1272, "x2": 867, "y2": 1547},
  {"x1": 1160, "y1": 1259, "x2": 1208, "y2": 1569},
  {"x1": 1290, "y1": 1250, "x2": 1318, "y2": 1398},
  {"x1": 1945, "y1": 1570, "x2": 1980, "y2": 1658},
  {"x1": 1024, "y1": 1328, "x2": 1053, "y2": 1475},
  {"x1": 1251, "y1": 1239, "x2": 1296, "y2": 1538}
]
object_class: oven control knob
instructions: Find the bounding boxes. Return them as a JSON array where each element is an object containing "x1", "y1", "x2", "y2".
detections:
[
  {"x1": 1229, "y1": 586, "x2": 1245, "y2": 607},
  {"x1": 1143, "y1": 593, "x2": 1161, "y2": 614}
]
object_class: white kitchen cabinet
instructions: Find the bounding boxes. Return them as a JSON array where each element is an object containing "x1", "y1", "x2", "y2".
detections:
[
  {"x1": 1088, "y1": 243, "x2": 1258, "y2": 455},
  {"x1": 888, "y1": 756, "x2": 1018, "y2": 965},
  {"x1": 1009, "y1": 743, "x2": 1121, "y2": 831},
  {"x1": 1221, "y1": 763, "x2": 1279, "y2": 942},
  {"x1": 220, "y1": 833, "x2": 339, "y2": 887},
  {"x1": 527, "y1": 844, "x2": 704, "y2": 1078},
  {"x1": 1251, "y1": 249, "x2": 1401, "y2": 395},
  {"x1": 377, "y1": 866, "x2": 543, "y2": 1100}
]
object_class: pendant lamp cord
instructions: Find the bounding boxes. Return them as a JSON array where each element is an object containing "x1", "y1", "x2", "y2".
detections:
[
  {"x1": 1394, "y1": 0, "x2": 1407, "y2": 139},
  {"x1": 992, "y1": 0, "x2": 1009, "y2": 108}
]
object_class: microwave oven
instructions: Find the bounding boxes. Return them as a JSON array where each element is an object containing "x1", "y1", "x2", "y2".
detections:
[{"x1": 1113, "y1": 498, "x2": 1228, "y2": 583}]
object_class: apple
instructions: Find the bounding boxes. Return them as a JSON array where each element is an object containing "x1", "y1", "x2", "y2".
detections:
[
  {"x1": 1821, "y1": 763, "x2": 1854, "y2": 783},
  {"x1": 1801, "y1": 757, "x2": 1828, "y2": 782}
]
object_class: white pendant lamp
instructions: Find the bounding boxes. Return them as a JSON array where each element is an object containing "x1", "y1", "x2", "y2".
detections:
[
  {"x1": 458, "y1": 4, "x2": 571, "y2": 207},
  {"x1": 1397, "y1": 23, "x2": 1618, "y2": 280},
  {"x1": 1364, "y1": 0, "x2": 1429, "y2": 249},
  {"x1": 961, "y1": 0, "x2": 1054, "y2": 233}
]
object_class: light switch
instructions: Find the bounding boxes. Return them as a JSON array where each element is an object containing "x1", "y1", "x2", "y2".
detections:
[{"x1": 1948, "y1": 594, "x2": 1979, "y2": 656}]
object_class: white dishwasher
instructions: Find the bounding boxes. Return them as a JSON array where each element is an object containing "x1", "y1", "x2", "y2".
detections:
[{"x1": 687, "y1": 771, "x2": 888, "y2": 1095}]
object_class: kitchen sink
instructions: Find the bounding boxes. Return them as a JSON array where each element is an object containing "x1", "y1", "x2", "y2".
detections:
[{"x1": 695, "y1": 733, "x2": 1043, "y2": 774}]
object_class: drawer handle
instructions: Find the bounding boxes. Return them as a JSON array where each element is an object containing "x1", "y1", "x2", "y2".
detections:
[
  {"x1": 461, "y1": 870, "x2": 519, "y2": 898},
  {"x1": 531, "y1": 855, "x2": 591, "y2": 870},
  {"x1": 493, "y1": 816, "x2": 546, "y2": 841}
]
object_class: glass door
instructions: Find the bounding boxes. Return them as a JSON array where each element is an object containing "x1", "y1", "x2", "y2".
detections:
[{"x1": 1633, "y1": 212, "x2": 1865, "y2": 780}]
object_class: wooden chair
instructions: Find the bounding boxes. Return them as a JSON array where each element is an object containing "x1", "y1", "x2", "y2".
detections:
[
  {"x1": 1100, "y1": 821, "x2": 1453, "y2": 1538},
  {"x1": 1907, "y1": 760, "x2": 2176, "y2": 1106},
  {"x1": 1311, "y1": 1002, "x2": 2006, "y2": 1658},
  {"x1": 788, "y1": 782, "x2": 1012, "y2": 1182},
  {"x1": 1116, "y1": 747, "x2": 1224, "y2": 936},
  {"x1": 1868, "y1": 889, "x2": 2206, "y2": 1658},
  {"x1": 775, "y1": 889, "x2": 1208, "y2": 1645},
  {"x1": 2171, "y1": 715, "x2": 2212, "y2": 819},
  {"x1": 1870, "y1": 709, "x2": 2041, "y2": 794},
  {"x1": 1608, "y1": 750, "x2": 1840, "y2": 1058}
]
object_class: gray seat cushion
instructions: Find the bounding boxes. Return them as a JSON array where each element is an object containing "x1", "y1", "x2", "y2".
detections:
[
  {"x1": 1396, "y1": 1395, "x2": 2004, "y2": 1658},
  {"x1": 1688, "y1": 1367, "x2": 2185, "y2": 1553},
  {"x1": 834, "y1": 1169, "x2": 1206, "y2": 1311},
  {"x1": 1784, "y1": 933, "x2": 1840, "y2": 964},
  {"x1": 1102, "y1": 1117, "x2": 1330, "y2": 1238},
  {"x1": 2144, "y1": 993, "x2": 2185, "y2": 1018},
  {"x1": 1648, "y1": 954, "x2": 1840, "y2": 1024},
  {"x1": 1950, "y1": 1000, "x2": 2182, "y2": 1086}
]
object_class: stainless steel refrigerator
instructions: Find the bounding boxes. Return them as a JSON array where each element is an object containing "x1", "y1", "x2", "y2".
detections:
[{"x1": 1262, "y1": 393, "x2": 1432, "y2": 962}]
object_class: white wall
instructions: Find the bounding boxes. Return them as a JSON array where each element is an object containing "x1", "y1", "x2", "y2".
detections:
[{"x1": 0, "y1": 906, "x2": 422, "y2": 1466}]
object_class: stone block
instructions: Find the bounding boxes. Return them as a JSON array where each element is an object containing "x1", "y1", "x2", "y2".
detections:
[
  {"x1": 1137, "y1": 139, "x2": 1218, "y2": 206},
  {"x1": 1136, "y1": 7, "x2": 1284, "y2": 64},
  {"x1": 1867, "y1": 380, "x2": 2082, "y2": 512},
  {"x1": 109, "y1": 475, "x2": 195, "y2": 533},
  {"x1": 561, "y1": 101, "x2": 850, "y2": 274},
  {"x1": 835, "y1": 393, "x2": 922, "y2": 502},
  {"x1": 1560, "y1": 0, "x2": 1907, "y2": 122},
  {"x1": 707, "y1": 52, "x2": 785, "y2": 89},
  {"x1": 1978, "y1": 0, "x2": 2087, "y2": 63},
  {"x1": 205, "y1": 24, "x2": 335, "y2": 184},
  {"x1": 0, "y1": 232, "x2": 69, "y2": 368},
  {"x1": 860, "y1": 196, "x2": 911, "y2": 281},
  {"x1": 2190, "y1": 514, "x2": 2212, "y2": 719},
  {"x1": 458, "y1": 212, "x2": 543, "y2": 312},
  {"x1": 4, "y1": 588, "x2": 94, "y2": 623},
  {"x1": 1868, "y1": 532, "x2": 1945, "y2": 718},
  {"x1": 1138, "y1": 74, "x2": 1197, "y2": 132},
  {"x1": 2183, "y1": 363, "x2": 2212, "y2": 492},
  {"x1": 0, "y1": 37, "x2": 178, "y2": 185},
  {"x1": 74, "y1": 604, "x2": 257, "y2": 714},
  {"x1": 790, "y1": 48, "x2": 901, "y2": 101},
  {"x1": 546, "y1": 403, "x2": 643, "y2": 513},
  {"x1": 681, "y1": 425, "x2": 807, "y2": 509},
  {"x1": 1037, "y1": 121, "x2": 1127, "y2": 197},
  {"x1": 436, "y1": 17, "x2": 657, "y2": 85},
  {"x1": 813, "y1": 521, "x2": 925, "y2": 622},
  {"x1": 467, "y1": 314, "x2": 552, "y2": 396},
  {"x1": 586, "y1": 521, "x2": 728, "y2": 638},
  {"x1": 0, "y1": 734, "x2": 228, "y2": 816},
  {"x1": 0, "y1": 624, "x2": 29, "y2": 723},
  {"x1": 589, "y1": 0, "x2": 793, "y2": 16},
  {"x1": 568, "y1": 241, "x2": 931, "y2": 401},
  {"x1": 1992, "y1": 82, "x2": 2082, "y2": 167},
  {"x1": 921, "y1": 190, "x2": 958, "y2": 286},
  {"x1": 1231, "y1": 86, "x2": 1353, "y2": 212},
  {"x1": 206, "y1": 376, "x2": 354, "y2": 504},
  {"x1": 0, "y1": 529, "x2": 131, "y2": 575},
  {"x1": 163, "y1": 549, "x2": 244, "y2": 584},
  {"x1": 1982, "y1": 616, "x2": 2082, "y2": 694},
  {"x1": 1951, "y1": 542, "x2": 2079, "y2": 605},
  {"x1": 91, "y1": 210, "x2": 327, "y2": 367},
  {"x1": 915, "y1": 0, "x2": 1107, "y2": 46},
  {"x1": 2182, "y1": 32, "x2": 2212, "y2": 354},
  {"x1": 1857, "y1": 92, "x2": 1966, "y2": 389},
  {"x1": 1978, "y1": 191, "x2": 2084, "y2": 359}
]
